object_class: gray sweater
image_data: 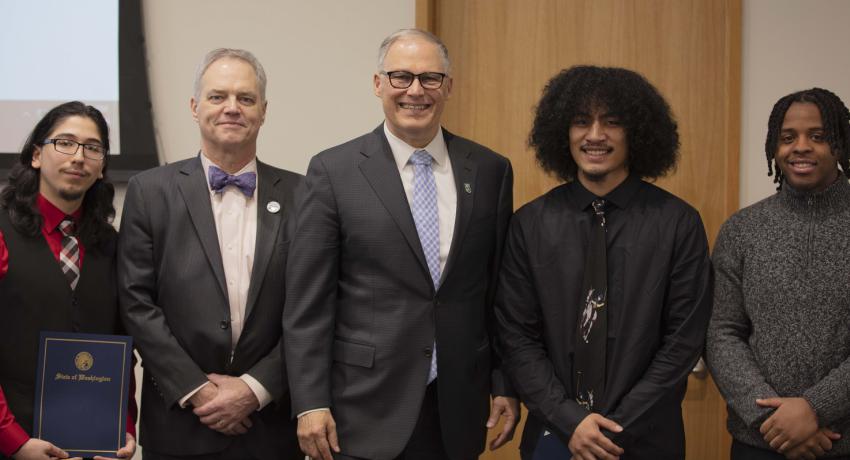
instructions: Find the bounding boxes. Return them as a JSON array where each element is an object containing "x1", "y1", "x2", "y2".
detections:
[{"x1": 707, "y1": 178, "x2": 850, "y2": 456}]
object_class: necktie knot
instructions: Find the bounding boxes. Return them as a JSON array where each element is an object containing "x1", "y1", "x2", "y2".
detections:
[
  {"x1": 58, "y1": 217, "x2": 76, "y2": 236},
  {"x1": 410, "y1": 149, "x2": 433, "y2": 166},
  {"x1": 208, "y1": 165, "x2": 257, "y2": 197}
]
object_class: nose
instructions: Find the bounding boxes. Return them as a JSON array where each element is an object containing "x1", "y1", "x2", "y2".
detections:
[
  {"x1": 223, "y1": 96, "x2": 240, "y2": 113},
  {"x1": 792, "y1": 135, "x2": 812, "y2": 153},
  {"x1": 586, "y1": 120, "x2": 606, "y2": 141},
  {"x1": 69, "y1": 146, "x2": 86, "y2": 163},
  {"x1": 406, "y1": 77, "x2": 425, "y2": 96}
]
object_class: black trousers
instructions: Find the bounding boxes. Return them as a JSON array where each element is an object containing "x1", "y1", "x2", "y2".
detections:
[
  {"x1": 143, "y1": 436, "x2": 303, "y2": 460},
  {"x1": 731, "y1": 440, "x2": 787, "y2": 460},
  {"x1": 334, "y1": 381, "x2": 469, "y2": 460}
]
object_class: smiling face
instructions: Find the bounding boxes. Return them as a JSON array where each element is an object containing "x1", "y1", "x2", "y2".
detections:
[
  {"x1": 776, "y1": 102, "x2": 838, "y2": 193},
  {"x1": 191, "y1": 57, "x2": 266, "y2": 161},
  {"x1": 31, "y1": 115, "x2": 105, "y2": 212},
  {"x1": 569, "y1": 106, "x2": 629, "y2": 195},
  {"x1": 374, "y1": 37, "x2": 452, "y2": 148}
]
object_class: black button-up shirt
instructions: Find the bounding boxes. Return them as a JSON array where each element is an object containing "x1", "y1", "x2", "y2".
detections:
[{"x1": 496, "y1": 175, "x2": 712, "y2": 456}]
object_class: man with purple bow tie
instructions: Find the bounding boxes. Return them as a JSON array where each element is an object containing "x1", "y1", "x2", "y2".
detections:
[{"x1": 117, "y1": 48, "x2": 302, "y2": 460}]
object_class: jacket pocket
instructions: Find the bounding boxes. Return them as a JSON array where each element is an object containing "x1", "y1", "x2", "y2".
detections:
[{"x1": 332, "y1": 339, "x2": 375, "y2": 368}]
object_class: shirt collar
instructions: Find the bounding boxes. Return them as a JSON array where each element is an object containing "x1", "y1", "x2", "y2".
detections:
[
  {"x1": 37, "y1": 194, "x2": 82, "y2": 233},
  {"x1": 199, "y1": 153, "x2": 258, "y2": 192},
  {"x1": 383, "y1": 122, "x2": 449, "y2": 169},
  {"x1": 569, "y1": 174, "x2": 642, "y2": 211}
]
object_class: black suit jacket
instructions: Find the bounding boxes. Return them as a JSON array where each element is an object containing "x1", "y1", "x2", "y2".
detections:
[
  {"x1": 283, "y1": 125, "x2": 513, "y2": 460},
  {"x1": 118, "y1": 156, "x2": 301, "y2": 458}
]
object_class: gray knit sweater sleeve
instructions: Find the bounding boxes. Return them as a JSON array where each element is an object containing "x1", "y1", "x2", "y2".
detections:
[{"x1": 706, "y1": 215, "x2": 778, "y2": 428}]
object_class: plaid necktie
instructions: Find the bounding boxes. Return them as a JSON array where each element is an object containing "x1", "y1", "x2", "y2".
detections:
[
  {"x1": 410, "y1": 149, "x2": 440, "y2": 383},
  {"x1": 58, "y1": 217, "x2": 81, "y2": 290},
  {"x1": 574, "y1": 199, "x2": 608, "y2": 411}
]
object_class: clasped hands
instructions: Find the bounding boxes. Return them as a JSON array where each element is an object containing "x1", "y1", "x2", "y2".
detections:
[
  {"x1": 190, "y1": 373, "x2": 259, "y2": 436},
  {"x1": 756, "y1": 397, "x2": 841, "y2": 460}
]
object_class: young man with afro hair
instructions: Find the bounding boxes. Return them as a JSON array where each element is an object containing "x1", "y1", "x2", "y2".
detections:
[{"x1": 496, "y1": 65, "x2": 712, "y2": 460}]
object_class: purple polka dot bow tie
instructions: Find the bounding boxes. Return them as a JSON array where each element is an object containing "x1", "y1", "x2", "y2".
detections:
[{"x1": 208, "y1": 165, "x2": 256, "y2": 197}]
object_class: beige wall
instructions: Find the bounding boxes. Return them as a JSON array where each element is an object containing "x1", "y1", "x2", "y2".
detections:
[
  {"x1": 113, "y1": 0, "x2": 415, "y2": 224},
  {"x1": 740, "y1": 0, "x2": 850, "y2": 207}
]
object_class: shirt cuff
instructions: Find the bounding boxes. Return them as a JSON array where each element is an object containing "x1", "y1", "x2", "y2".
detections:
[
  {"x1": 0, "y1": 421, "x2": 29, "y2": 457},
  {"x1": 298, "y1": 408, "x2": 330, "y2": 418},
  {"x1": 239, "y1": 374, "x2": 272, "y2": 410},
  {"x1": 179, "y1": 381, "x2": 211, "y2": 408}
]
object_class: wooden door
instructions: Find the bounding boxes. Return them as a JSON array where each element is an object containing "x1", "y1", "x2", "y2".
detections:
[{"x1": 417, "y1": 1, "x2": 740, "y2": 458}]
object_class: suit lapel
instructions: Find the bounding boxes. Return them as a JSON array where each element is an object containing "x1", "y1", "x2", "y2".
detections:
[
  {"x1": 177, "y1": 157, "x2": 228, "y2": 302},
  {"x1": 245, "y1": 161, "x2": 281, "y2": 319},
  {"x1": 441, "y1": 130, "x2": 476, "y2": 287},
  {"x1": 358, "y1": 126, "x2": 430, "y2": 280}
]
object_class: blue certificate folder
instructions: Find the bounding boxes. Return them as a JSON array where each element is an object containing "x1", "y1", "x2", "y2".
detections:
[
  {"x1": 533, "y1": 429, "x2": 572, "y2": 460},
  {"x1": 33, "y1": 331, "x2": 132, "y2": 458}
]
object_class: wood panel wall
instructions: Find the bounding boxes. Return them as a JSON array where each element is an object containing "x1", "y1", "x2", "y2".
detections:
[{"x1": 417, "y1": 1, "x2": 742, "y2": 458}]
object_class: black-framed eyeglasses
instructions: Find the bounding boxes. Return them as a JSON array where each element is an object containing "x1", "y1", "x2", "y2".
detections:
[
  {"x1": 42, "y1": 139, "x2": 107, "y2": 161},
  {"x1": 381, "y1": 71, "x2": 447, "y2": 90}
]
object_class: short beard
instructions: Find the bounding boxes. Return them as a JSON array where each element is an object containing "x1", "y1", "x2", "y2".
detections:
[
  {"x1": 582, "y1": 171, "x2": 609, "y2": 182},
  {"x1": 59, "y1": 189, "x2": 85, "y2": 202}
]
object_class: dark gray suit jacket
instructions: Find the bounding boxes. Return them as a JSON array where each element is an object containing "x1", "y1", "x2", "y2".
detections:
[
  {"x1": 284, "y1": 125, "x2": 514, "y2": 460},
  {"x1": 118, "y1": 156, "x2": 301, "y2": 458}
]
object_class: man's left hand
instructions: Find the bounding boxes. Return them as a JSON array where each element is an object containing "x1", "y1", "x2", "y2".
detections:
[
  {"x1": 487, "y1": 396, "x2": 521, "y2": 450},
  {"x1": 193, "y1": 373, "x2": 259, "y2": 435},
  {"x1": 758, "y1": 397, "x2": 819, "y2": 453},
  {"x1": 91, "y1": 433, "x2": 136, "y2": 459}
]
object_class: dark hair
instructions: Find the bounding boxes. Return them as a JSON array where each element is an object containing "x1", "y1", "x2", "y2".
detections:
[
  {"x1": 529, "y1": 65, "x2": 680, "y2": 182},
  {"x1": 765, "y1": 87, "x2": 850, "y2": 189},
  {"x1": 0, "y1": 101, "x2": 115, "y2": 249}
]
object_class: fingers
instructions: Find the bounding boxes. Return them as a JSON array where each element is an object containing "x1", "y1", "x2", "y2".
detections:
[
  {"x1": 45, "y1": 442, "x2": 70, "y2": 459},
  {"x1": 593, "y1": 415, "x2": 623, "y2": 434},
  {"x1": 297, "y1": 412, "x2": 340, "y2": 460},
  {"x1": 486, "y1": 401, "x2": 505, "y2": 429},
  {"x1": 756, "y1": 398, "x2": 783, "y2": 408}
]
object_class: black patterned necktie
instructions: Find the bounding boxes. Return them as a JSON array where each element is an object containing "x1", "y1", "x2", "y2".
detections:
[
  {"x1": 574, "y1": 199, "x2": 608, "y2": 411},
  {"x1": 58, "y1": 217, "x2": 80, "y2": 290}
]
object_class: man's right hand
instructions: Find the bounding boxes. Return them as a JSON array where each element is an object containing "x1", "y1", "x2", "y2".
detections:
[
  {"x1": 297, "y1": 410, "x2": 340, "y2": 460},
  {"x1": 783, "y1": 428, "x2": 841, "y2": 460},
  {"x1": 568, "y1": 413, "x2": 624, "y2": 460},
  {"x1": 12, "y1": 438, "x2": 68, "y2": 460}
]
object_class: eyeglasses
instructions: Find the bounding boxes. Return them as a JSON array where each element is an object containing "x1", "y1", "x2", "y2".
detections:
[
  {"x1": 42, "y1": 139, "x2": 107, "y2": 161},
  {"x1": 381, "y1": 71, "x2": 447, "y2": 90}
]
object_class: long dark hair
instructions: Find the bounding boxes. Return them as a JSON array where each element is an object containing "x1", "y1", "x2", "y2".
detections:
[{"x1": 0, "y1": 101, "x2": 116, "y2": 250}]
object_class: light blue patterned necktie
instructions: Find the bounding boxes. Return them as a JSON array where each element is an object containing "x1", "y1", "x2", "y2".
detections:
[{"x1": 410, "y1": 149, "x2": 440, "y2": 383}]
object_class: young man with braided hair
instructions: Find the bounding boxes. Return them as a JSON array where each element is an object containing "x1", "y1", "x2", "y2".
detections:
[{"x1": 707, "y1": 88, "x2": 850, "y2": 459}]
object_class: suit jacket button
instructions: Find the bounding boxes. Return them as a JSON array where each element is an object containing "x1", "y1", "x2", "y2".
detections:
[
  {"x1": 220, "y1": 320, "x2": 230, "y2": 330},
  {"x1": 423, "y1": 347, "x2": 433, "y2": 358}
]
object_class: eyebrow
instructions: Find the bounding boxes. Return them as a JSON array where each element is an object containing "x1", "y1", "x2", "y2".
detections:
[{"x1": 52, "y1": 133, "x2": 104, "y2": 145}]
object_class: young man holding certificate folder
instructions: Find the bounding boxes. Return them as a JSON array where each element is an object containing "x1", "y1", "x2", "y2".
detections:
[{"x1": 0, "y1": 102, "x2": 136, "y2": 459}]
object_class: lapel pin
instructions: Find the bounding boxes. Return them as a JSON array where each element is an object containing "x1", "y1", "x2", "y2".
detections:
[
  {"x1": 464, "y1": 183, "x2": 472, "y2": 194},
  {"x1": 266, "y1": 201, "x2": 281, "y2": 214}
]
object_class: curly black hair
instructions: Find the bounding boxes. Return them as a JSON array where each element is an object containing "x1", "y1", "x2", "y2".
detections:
[
  {"x1": 765, "y1": 88, "x2": 850, "y2": 189},
  {"x1": 0, "y1": 101, "x2": 116, "y2": 250},
  {"x1": 529, "y1": 65, "x2": 680, "y2": 182}
]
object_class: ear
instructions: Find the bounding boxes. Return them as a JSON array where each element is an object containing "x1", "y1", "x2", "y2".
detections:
[
  {"x1": 190, "y1": 97, "x2": 199, "y2": 122},
  {"x1": 31, "y1": 146, "x2": 43, "y2": 169},
  {"x1": 373, "y1": 73, "x2": 382, "y2": 98},
  {"x1": 444, "y1": 75, "x2": 453, "y2": 99},
  {"x1": 260, "y1": 100, "x2": 268, "y2": 125}
]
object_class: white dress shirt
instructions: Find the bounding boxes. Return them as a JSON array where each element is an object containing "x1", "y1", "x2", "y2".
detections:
[
  {"x1": 179, "y1": 154, "x2": 271, "y2": 410},
  {"x1": 384, "y1": 123, "x2": 457, "y2": 273}
]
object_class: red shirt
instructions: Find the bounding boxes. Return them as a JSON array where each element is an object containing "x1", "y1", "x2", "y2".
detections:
[{"x1": 0, "y1": 195, "x2": 137, "y2": 456}]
